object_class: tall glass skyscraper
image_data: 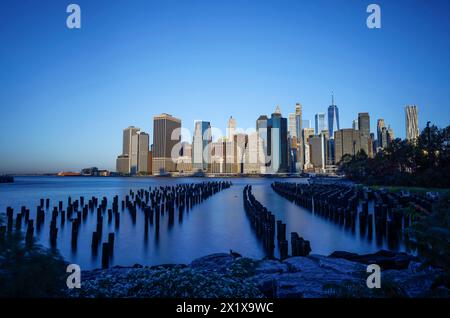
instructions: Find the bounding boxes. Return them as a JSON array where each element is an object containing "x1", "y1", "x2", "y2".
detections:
[
  {"x1": 192, "y1": 121, "x2": 212, "y2": 171},
  {"x1": 327, "y1": 94, "x2": 339, "y2": 164},
  {"x1": 314, "y1": 113, "x2": 326, "y2": 134},
  {"x1": 268, "y1": 106, "x2": 288, "y2": 173},
  {"x1": 327, "y1": 95, "x2": 340, "y2": 139}
]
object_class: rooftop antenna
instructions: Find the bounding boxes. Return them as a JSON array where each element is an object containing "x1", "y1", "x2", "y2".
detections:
[{"x1": 331, "y1": 91, "x2": 335, "y2": 105}]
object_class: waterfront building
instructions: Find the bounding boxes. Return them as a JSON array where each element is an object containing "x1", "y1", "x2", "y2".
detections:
[
  {"x1": 152, "y1": 113, "x2": 181, "y2": 175},
  {"x1": 116, "y1": 126, "x2": 140, "y2": 174},
  {"x1": 268, "y1": 106, "x2": 288, "y2": 173},
  {"x1": 256, "y1": 115, "x2": 270, "y2": 174},
  {"x1": 192, "y1": 121, "x2": 212, "y2": 172},
  {"x1": 244, "y1": 131, "x2": 260, "y2": 174}
]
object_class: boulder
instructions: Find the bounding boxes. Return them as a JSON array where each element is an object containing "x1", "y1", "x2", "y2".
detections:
[
  {"x1": 190, "y1": 253, "x2": 234, "y2": 273},
  {"x1": 329, "y1": 250, "x2": 417, "y2": 270},
  {"x1": 282, "y1": 256, "x2": 319, "y2": 273},
  {"x1": 254, "y1": 260, "x2": 289, "y2": 274}
]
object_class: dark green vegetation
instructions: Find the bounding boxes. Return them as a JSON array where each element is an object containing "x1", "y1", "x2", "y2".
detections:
[
  {"x1": 405, "y1": 199, "x2": 450, "y2": 273},
  {"x1": 339, "y1": 123, "x2": 450, "y2": 188},
  {"x1": 0, "y1": 219, "x2": 67, "y2": 297},
  {"x1": 338, "y1": 123, "x2": 450, "y2": 275}
]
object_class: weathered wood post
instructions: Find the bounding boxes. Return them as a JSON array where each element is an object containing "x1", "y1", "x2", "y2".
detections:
[{"x1": 101, "y1": 242, "x2": 109, "y2": 268}]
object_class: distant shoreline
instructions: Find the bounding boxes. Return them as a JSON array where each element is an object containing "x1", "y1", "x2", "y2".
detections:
[{"x1": 6, "y1": 174, "x2": 341, "y2": 179}]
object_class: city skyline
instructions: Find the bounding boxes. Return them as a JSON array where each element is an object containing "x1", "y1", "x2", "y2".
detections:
[{"x1": 1, "y1": 0, "x2": 450, "y2": 173}]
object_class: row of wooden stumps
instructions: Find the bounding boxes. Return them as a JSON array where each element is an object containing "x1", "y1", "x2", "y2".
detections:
[
  {"x1": 243, "y1": 185, "x2": 311, "y2": 260},
  {"x1": 270, "y1": 181, "x2": 436, "y2": 248},
  {"x1": 1, "y1": 181, "x2": 233, "y2": 268}
]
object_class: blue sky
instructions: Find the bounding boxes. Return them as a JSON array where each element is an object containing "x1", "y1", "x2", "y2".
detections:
[{"x1": 0, "y1": 0, "x2": 449, "y2": 173}]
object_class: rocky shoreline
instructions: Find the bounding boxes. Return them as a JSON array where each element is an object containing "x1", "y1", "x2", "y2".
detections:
[{"x1": 67, "y1": 250, "x2": 449, "y2": 298}]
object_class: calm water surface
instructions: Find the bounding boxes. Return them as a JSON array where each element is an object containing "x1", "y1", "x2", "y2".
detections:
[{"x1": 0, "y1": 176, "x2": 408, "y2": 269}]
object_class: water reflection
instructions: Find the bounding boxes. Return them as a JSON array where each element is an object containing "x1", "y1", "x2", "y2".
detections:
[{"x1": 0, "y1": 176, "x2": 410, "y2": 269}]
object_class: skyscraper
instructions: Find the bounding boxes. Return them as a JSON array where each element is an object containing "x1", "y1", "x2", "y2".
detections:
[
  {"x1": 288, "y1": 113, "x2": 296, "y2": 138},
  {"x1": 244, "y1": 131, "x2": 260, "y2": 174},
  {"x1": 192, "y1": 121, "x2": 212, "y2": 171},
  {"x1": 122, "y1": 126, "x2": 140, "y2": 157},
  {"x1": 268, "y1": 106, "x2": 288, "y2": 173},
  {"x1": 405, "y1": 105, "x2": 419, "y2": 141},
  {"x1": 116, "y1": 126, "x2": 140, "y2": 174},
  {"x1": 227, "y1": 116, "x2": 236, "y2": 141},
  {"x1": 295, "y1": 103, "x2": 302, "y2": 141},
  {"x1": 256, "y1": 115, "x2": 270, "y2": 173},
  {"x1": 327, "y1": 94, "x2": 339, "y2": 164},
  {"x1": 152, "y1": 113, "x2": 182, "y2": 175},
  {"x1": 377, "y1": 119, "x2": 386, "y2": 145},
  {"x1": 352, "y1": 119, "x2": 359, "y2": 130},
  {"x1": 327, "y1": 94, "x2": 340, "y2": 138},
  {"x1": 295, "y1": 103, "x2": 303, "y2": 172},
  {"x1": 314, "y1": 113, "x2": 326, "y2": 134},
  {"x1": 358, "y1": 113, "x2": 370, "y2": 137},
  {"x1": 131, "y1": 132, "x2": 149, "y2": 174},
  {"x1": 302, "y1": 127, "x2": 315, "y2": 170},
  {"x1": 310, "y1": 132, "x2": 327, "y2": 172}
]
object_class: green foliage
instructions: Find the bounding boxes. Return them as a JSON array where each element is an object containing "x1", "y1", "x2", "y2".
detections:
[
  {"x1": 338, "y1": 123, "x2": 450, "y2": 188},
  {"x1": 0, "y1": 220, "x2": 67, "y2": 297},
  {"x1": 405, "y1": 199, "x2": 450, "y2": 272}
]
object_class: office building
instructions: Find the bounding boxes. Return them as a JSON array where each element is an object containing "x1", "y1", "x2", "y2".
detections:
[
  {"x1": 116, "y1": 126, "x2": 140, "y2": 174},
  {"x1": 302, "y1": 128, "x2": 315, "y2": 171},
  {"x1": 244, "y1": 131, "x2": 260, "y2": 174},
  {"x1": 315, "y1": 113, "x2": 326, "y2": 134},
  {"x1": 358, "y1": 112, "x2": 371, "y2": 157},
  {"x1": 131, "y1": 131, "x2": 149, "y2": 174},
  {"x1": 256, "y1": 115, "x2": 270, "y2": 173},
  {"x1": 310, "y1": 132, "x2": 327, "y2": 172},
  {"x1": 327, "y1": 94, "x2": 340, "y2": 164},
  {"x1": 227, "y1": 116, "x2": 236, "y2": 141},
  {"x1": 268, "y1": 106, "x2": 288, "y2": 173},
  {"x1": 152, "y1": 113, "x2": 182, "y2": 175},
  {"x1": 377, "y1": 119, "x2": 386, "y2": 145},
  {"x1": 192, "y1": 121, "x2": 212, "y2": 171},
  {"x1": 233, "y1": 133, "x2": 247, "y2": 174}
]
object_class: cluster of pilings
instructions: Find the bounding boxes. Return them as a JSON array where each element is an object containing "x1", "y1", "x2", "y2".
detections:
[
  {"x1": 243, "y1": 185, "x2": 276, "y2": 255},
  {"x1": 271, "y1": 181, "x2": 437, "y2": 249},
  {"x1": 1, "y1": 181, "x2": 232, "y2": 268},
  {"x1": 243, "y1": 185, "x2": 311, "y2": 259},
  {"x1": 271, "y1": 182, "x2": 359, "y2": 230}
]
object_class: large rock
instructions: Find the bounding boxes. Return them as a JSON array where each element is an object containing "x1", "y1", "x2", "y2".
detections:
[
  {"x1": 309, "y1": 254, "x2": 367, "y2": 275},
  {"x1": 254, "y1": 260, "x2": 289, "y2": 274},
  {"x1": 282, "y1": 256, "x2": 319, "y2": 273},
  {"x1": 329, "y1": 250, "x2": 417, "y2": 270},
  {"x1": 190, "y1": 253, "x2": 234, "y2": 273}
]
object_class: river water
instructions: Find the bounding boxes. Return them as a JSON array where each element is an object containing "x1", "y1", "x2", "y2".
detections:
[{"x1": 0, "y1": 176, "x2": 409, "y2": 269}]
